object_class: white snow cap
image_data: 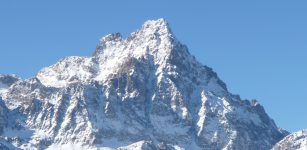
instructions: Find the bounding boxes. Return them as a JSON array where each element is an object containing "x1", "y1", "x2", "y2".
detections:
[{"x1": 141, "y1": 18, "x2": 172, "y2": 34}]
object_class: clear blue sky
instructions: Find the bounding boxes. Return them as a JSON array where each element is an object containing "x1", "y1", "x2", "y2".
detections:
[{"x1": 0, "y1": 1, "x2": 306, "y2": 132}]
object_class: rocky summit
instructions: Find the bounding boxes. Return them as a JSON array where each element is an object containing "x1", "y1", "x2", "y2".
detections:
[{"x1": 0, "y1": 19, "x2": 288, "y2": 150}]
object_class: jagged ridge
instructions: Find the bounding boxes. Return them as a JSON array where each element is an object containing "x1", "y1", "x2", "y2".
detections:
[{"x1": 272, "y1": 129, "x2": 307, "y2": 150}]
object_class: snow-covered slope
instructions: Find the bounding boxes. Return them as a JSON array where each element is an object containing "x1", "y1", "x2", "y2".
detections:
[
  {"x1": 0, "y1": 19, "x2": 288, "y2": 150},
  {"x1": 272, "y1": 129, "x2": 307, "y2": 150}
]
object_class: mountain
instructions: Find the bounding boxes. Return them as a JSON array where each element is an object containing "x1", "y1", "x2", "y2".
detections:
[
  {"x1": 0, "y1": 19, "x2": 288, "y2": 150},
  {"x1": 272, "y1": 129, "x2": 307, "y2": 150}
]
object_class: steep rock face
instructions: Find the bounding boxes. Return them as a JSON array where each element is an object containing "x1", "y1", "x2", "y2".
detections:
[
  {"x1": 0, "y1": 19, "x2": 287, "y2": 150},
  {"x1": 272, "y1": 129, "x2": 307, "y2": 150}
]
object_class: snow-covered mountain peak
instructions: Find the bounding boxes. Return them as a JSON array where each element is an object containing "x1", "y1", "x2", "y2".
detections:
[
  {"x1": 39, "y1": 19, "x2": 185, "y2": 88},
  {"x1": 0, "y1": 19, "x2": 290, "y2": 150},
  {"x1": 94, "y1": 18, "x2": 175, "y2": 57},
  {"x1": 142, "y1": 18, "x2": 168, "y2": 28},
  {"x1": 139, "y1": 18, "x2": 172, "y2": 37}
]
